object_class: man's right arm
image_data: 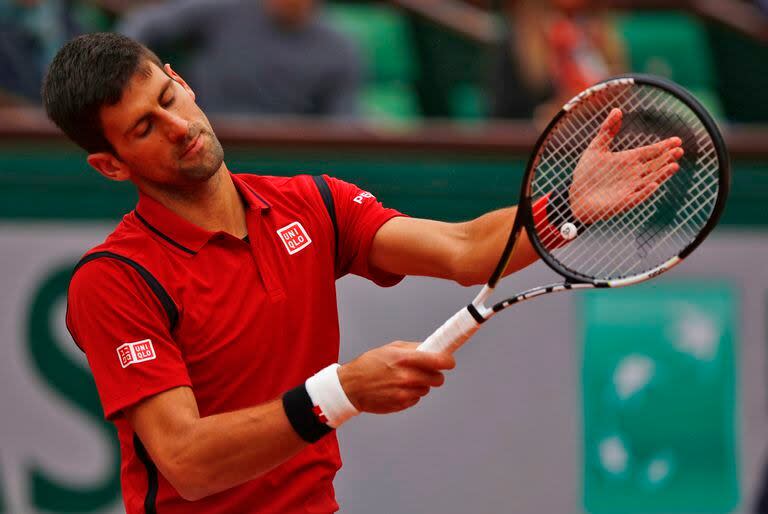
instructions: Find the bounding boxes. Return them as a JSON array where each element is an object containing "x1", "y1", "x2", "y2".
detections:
[
  {"x1": 125, "y1": 341, "x2": 454, "y2": 501},
  {"x1": 125, "y1": 385, "x2": 299, "y2": 501},
  {"x1": 68, "y1": 253, "x2": 453, "y2": 501}
]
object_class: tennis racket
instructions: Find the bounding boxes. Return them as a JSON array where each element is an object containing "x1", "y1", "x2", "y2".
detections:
[{"x1": 418, "y1": 74, "x2": 730, "y2": 354}]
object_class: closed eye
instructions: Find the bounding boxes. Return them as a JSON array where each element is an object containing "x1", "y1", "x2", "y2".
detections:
[
  {"x1": 137, "y1": 121, "x2": 152, "y2": 138},
  {"x1": 136, "y1": 96, "x2": 175, "y2": 138}
]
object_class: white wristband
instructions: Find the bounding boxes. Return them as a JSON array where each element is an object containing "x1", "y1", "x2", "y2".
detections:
[{"x1": 305, "y1": 363, "x2": 359, "y2": 429}]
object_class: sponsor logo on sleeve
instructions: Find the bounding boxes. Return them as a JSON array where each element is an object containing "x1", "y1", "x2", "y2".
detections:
[
  {"x1": 276, "y1": 221, "x2": 312, "y2": 255},
  {"x1": 352, "y1": 191, "x2": 374, "y2": 205},
  {"x1": 117, "y1": 339, "x2": 156, "y2": 368}
]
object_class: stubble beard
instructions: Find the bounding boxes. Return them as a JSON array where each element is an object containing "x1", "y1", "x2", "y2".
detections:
[{"x1": 178, "y1": 130, "x2": 225, "y2": 182}]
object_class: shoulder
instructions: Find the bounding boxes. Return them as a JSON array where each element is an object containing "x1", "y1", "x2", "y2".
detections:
[
  {"x1": 69, "y1": 220, "x2": 179, "y2": 334},
  {"x1": 77, "y1": 212, "x2": 165, "y2": 265},
  {"x1": 68, "y1": 250, "x2": 169, "y2": 328},
  {"x1": 69, "y1": 253, "x2": 146, "y2": 299},
  {"x1": 70, "y1": 213, "x2": 175, "y2": 300}
]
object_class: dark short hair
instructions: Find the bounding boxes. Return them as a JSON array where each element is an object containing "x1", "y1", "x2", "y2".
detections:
[{"x1": 42, "y1": 32, "x2": 163, "y2": 154}]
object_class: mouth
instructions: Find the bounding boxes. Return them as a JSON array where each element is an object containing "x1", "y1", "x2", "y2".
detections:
[{"x1": 180, "y1": 133, "x2": 203, "y2": 159}]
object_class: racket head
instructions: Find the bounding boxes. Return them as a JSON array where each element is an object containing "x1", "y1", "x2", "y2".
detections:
[{"x1": 518, "y1": 74, "x2": 730, "y2": 286}]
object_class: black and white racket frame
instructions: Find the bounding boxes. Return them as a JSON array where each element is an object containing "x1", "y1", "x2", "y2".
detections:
[{"x1": 418, "y1": 74, "x2": 730, "y2": 355}]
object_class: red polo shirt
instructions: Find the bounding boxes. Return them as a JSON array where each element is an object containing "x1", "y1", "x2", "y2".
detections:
[{"x1": 66, "y1": 172, "x2": 404, "y2": 514}]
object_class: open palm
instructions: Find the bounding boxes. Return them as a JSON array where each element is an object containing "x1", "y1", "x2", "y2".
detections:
[{"x1": 569, "y1": 108, "x2": 684, "y2": 225}]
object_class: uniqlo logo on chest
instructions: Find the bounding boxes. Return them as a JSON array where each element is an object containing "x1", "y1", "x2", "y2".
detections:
[
  {"x1": 276, "y1": 221, "x2": 312, "y2": 255},
  {"x1": 116, "y1": 339, "x2": 156, "y2": 368}
]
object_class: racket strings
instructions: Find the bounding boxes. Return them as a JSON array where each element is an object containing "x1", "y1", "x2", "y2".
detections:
[
  {"x1": 546, "y1": 130, "x2": 715, "y2": 276},
  {"x1": 549, "y1": 137, "x2": 714, "y2": 276},
  {"x1": 529, "y1": 83, "x2": 720, "y2": 281},
  {"x1": 562, "y1": 119, "x2": 707, "y2": 272},
  {"x1": 534, "y1": 87, "x2": 683, "y2": 203},
  {"x1": 533, "y1": 89, "x2": 679, "y2": 216},
  {"x1": 533, "y1": 119, "x2": 706, "y2": 248},
  {"x1": 530, "y1": 85, "x2": 650, "y2": 202},
  {"x1": 533, "y1": 87, "x2": 679, "y2": 217}
]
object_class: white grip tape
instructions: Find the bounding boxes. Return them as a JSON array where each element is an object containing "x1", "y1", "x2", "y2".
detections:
[{"x1": 417, "y1": 307, "x2": 481, "y2": 355}]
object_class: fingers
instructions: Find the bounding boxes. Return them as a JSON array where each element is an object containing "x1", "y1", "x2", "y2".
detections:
[
  {"x1": 388, "y1": 343, "x2": 453, "y2": 392},
  {"x1": 641, "y1": 146, "x2": 683, "y2": 176},
  {"x1": 627, "y1": 181, "x2": 661, "y2": 209},
  {"x1": 646, "y1": 160, "x2": 681, "y2": 186},
  {"x1": 588, "y1": 108, "x2": 623, "y2": 152},
  {"x1": 385, "y1": 368, "x2": 446, "y2": 413},
  {"x1": 384, "y1": 341, "x2": 456, "y2": 370},
  {"x1": 400, "y1": 348, "x2": 456, "y2": 372},
  {"x1": 389, "y1": 341, "x2": 420, "y2": 351},
  {"x1": 624, "y1": 136, "x2": 682, "y2": 163},
  {"x1": 344, "y1": 342, "x2": 456, "y2": 414},
  {"x1": 627, "y1": 160, "x2": 680, "y2": 207},
  {"x1": 400, "y1": 368, "x2": 446, "y2": 388}
]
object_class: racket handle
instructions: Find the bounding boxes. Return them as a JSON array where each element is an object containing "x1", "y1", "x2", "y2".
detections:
[{"x1": 417, "y1": 306, "x2": 481, "y2": 355}]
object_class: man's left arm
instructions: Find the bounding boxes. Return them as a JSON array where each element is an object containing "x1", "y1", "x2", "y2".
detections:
[{"x1": 369, "y1": 208, "x2": 539, "y2": 286}]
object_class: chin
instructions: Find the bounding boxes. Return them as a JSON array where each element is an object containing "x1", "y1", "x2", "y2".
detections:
[
  {"x1": 180, "y1": 161, "x2": 222, "y2": 182},
  {"x1": 180, "y1": 138, "x2": 225, "y2": 181}
]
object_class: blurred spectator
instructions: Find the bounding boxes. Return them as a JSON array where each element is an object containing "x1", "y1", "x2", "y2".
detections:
[
  {"x1": 118, "y1": 0, "x2": 362, "y2": 118},
  {"x1": 0, "y1": 0, "x2": 83, "y2": 105},
  {"x1": 491, "y1": 0, "x2": 626, "y2": 122}
]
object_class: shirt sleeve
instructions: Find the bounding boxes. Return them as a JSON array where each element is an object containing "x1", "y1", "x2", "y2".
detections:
[
  {"x1": 66, "y1": 258, "x2": 192, "y2": 420},
  {"x1": 323, "y1": 175, "x2": 407, "y2": 286}
]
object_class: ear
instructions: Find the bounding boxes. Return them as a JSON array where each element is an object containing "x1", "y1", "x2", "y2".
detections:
[
  {"x1": 165, "y1": 63, "x2": 196, "y2": 101},
  {"x1": 87, "y1": 152, "x2": 130, "y2": 182}
]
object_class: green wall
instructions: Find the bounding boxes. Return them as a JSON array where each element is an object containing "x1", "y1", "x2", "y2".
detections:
[
  {"x1": 1, "y1": 141, "x2": 766, "y2": 226},
  {"x1": 582, "y1": 282, "x2": 739, "y2": 513}
]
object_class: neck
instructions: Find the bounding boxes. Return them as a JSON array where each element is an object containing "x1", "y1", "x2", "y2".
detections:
[{"x1": 138, "y1": 164, "x2": 248, "y2": 238}]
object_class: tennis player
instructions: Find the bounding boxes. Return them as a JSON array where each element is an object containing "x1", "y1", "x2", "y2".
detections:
[{"x1": 44, "y1": 33, "x2": 682, "y2": 514}]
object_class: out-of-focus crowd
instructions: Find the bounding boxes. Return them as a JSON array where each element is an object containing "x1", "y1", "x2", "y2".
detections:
[{"x1": 0, "y1": 0, "x2": 766, "y2": 122}]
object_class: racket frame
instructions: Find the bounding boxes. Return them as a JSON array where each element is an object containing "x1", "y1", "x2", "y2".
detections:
[
  {"x1": 419, "y1": 74, "x2": 730, "y2": 354},
  {"x1": 522, "y1": 74, "x2": 731, "y2": 288}
]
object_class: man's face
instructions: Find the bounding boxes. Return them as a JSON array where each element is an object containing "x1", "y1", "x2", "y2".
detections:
[{"x1": 98, "y1": 61, "x2": 224, "y2": 190}]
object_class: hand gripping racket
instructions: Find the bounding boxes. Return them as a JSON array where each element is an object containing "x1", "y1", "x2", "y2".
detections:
[{"x1": 418, "y1": 75, "x2": 730, "y2": 354}]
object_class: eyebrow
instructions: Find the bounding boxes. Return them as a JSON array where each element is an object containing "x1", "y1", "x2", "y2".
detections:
[{"x1": 123, "y1": 78, "x2": 174, "y2": 137}]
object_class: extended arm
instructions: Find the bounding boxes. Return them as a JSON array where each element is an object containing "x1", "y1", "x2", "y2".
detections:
[
  {"x1": 369, "y1": 110, "x2": 683, "y2": 284},
  {"x1": 369, "y1": 207, "x2": 539, "y2": 286}
]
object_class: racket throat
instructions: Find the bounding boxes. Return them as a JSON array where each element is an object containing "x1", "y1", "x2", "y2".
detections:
[
  {"x1": 469, "y1": 284, "x2": 495, "y2": 321},
  {"x1": 473, "y1": 284, "x2": 494, "y2": 307},
  {"x1": 492, "y1": 282, "x2": 593, "y2": 312},
  {"x1": 466, "y1": 303, "x2": 486, "y2": 324}
]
